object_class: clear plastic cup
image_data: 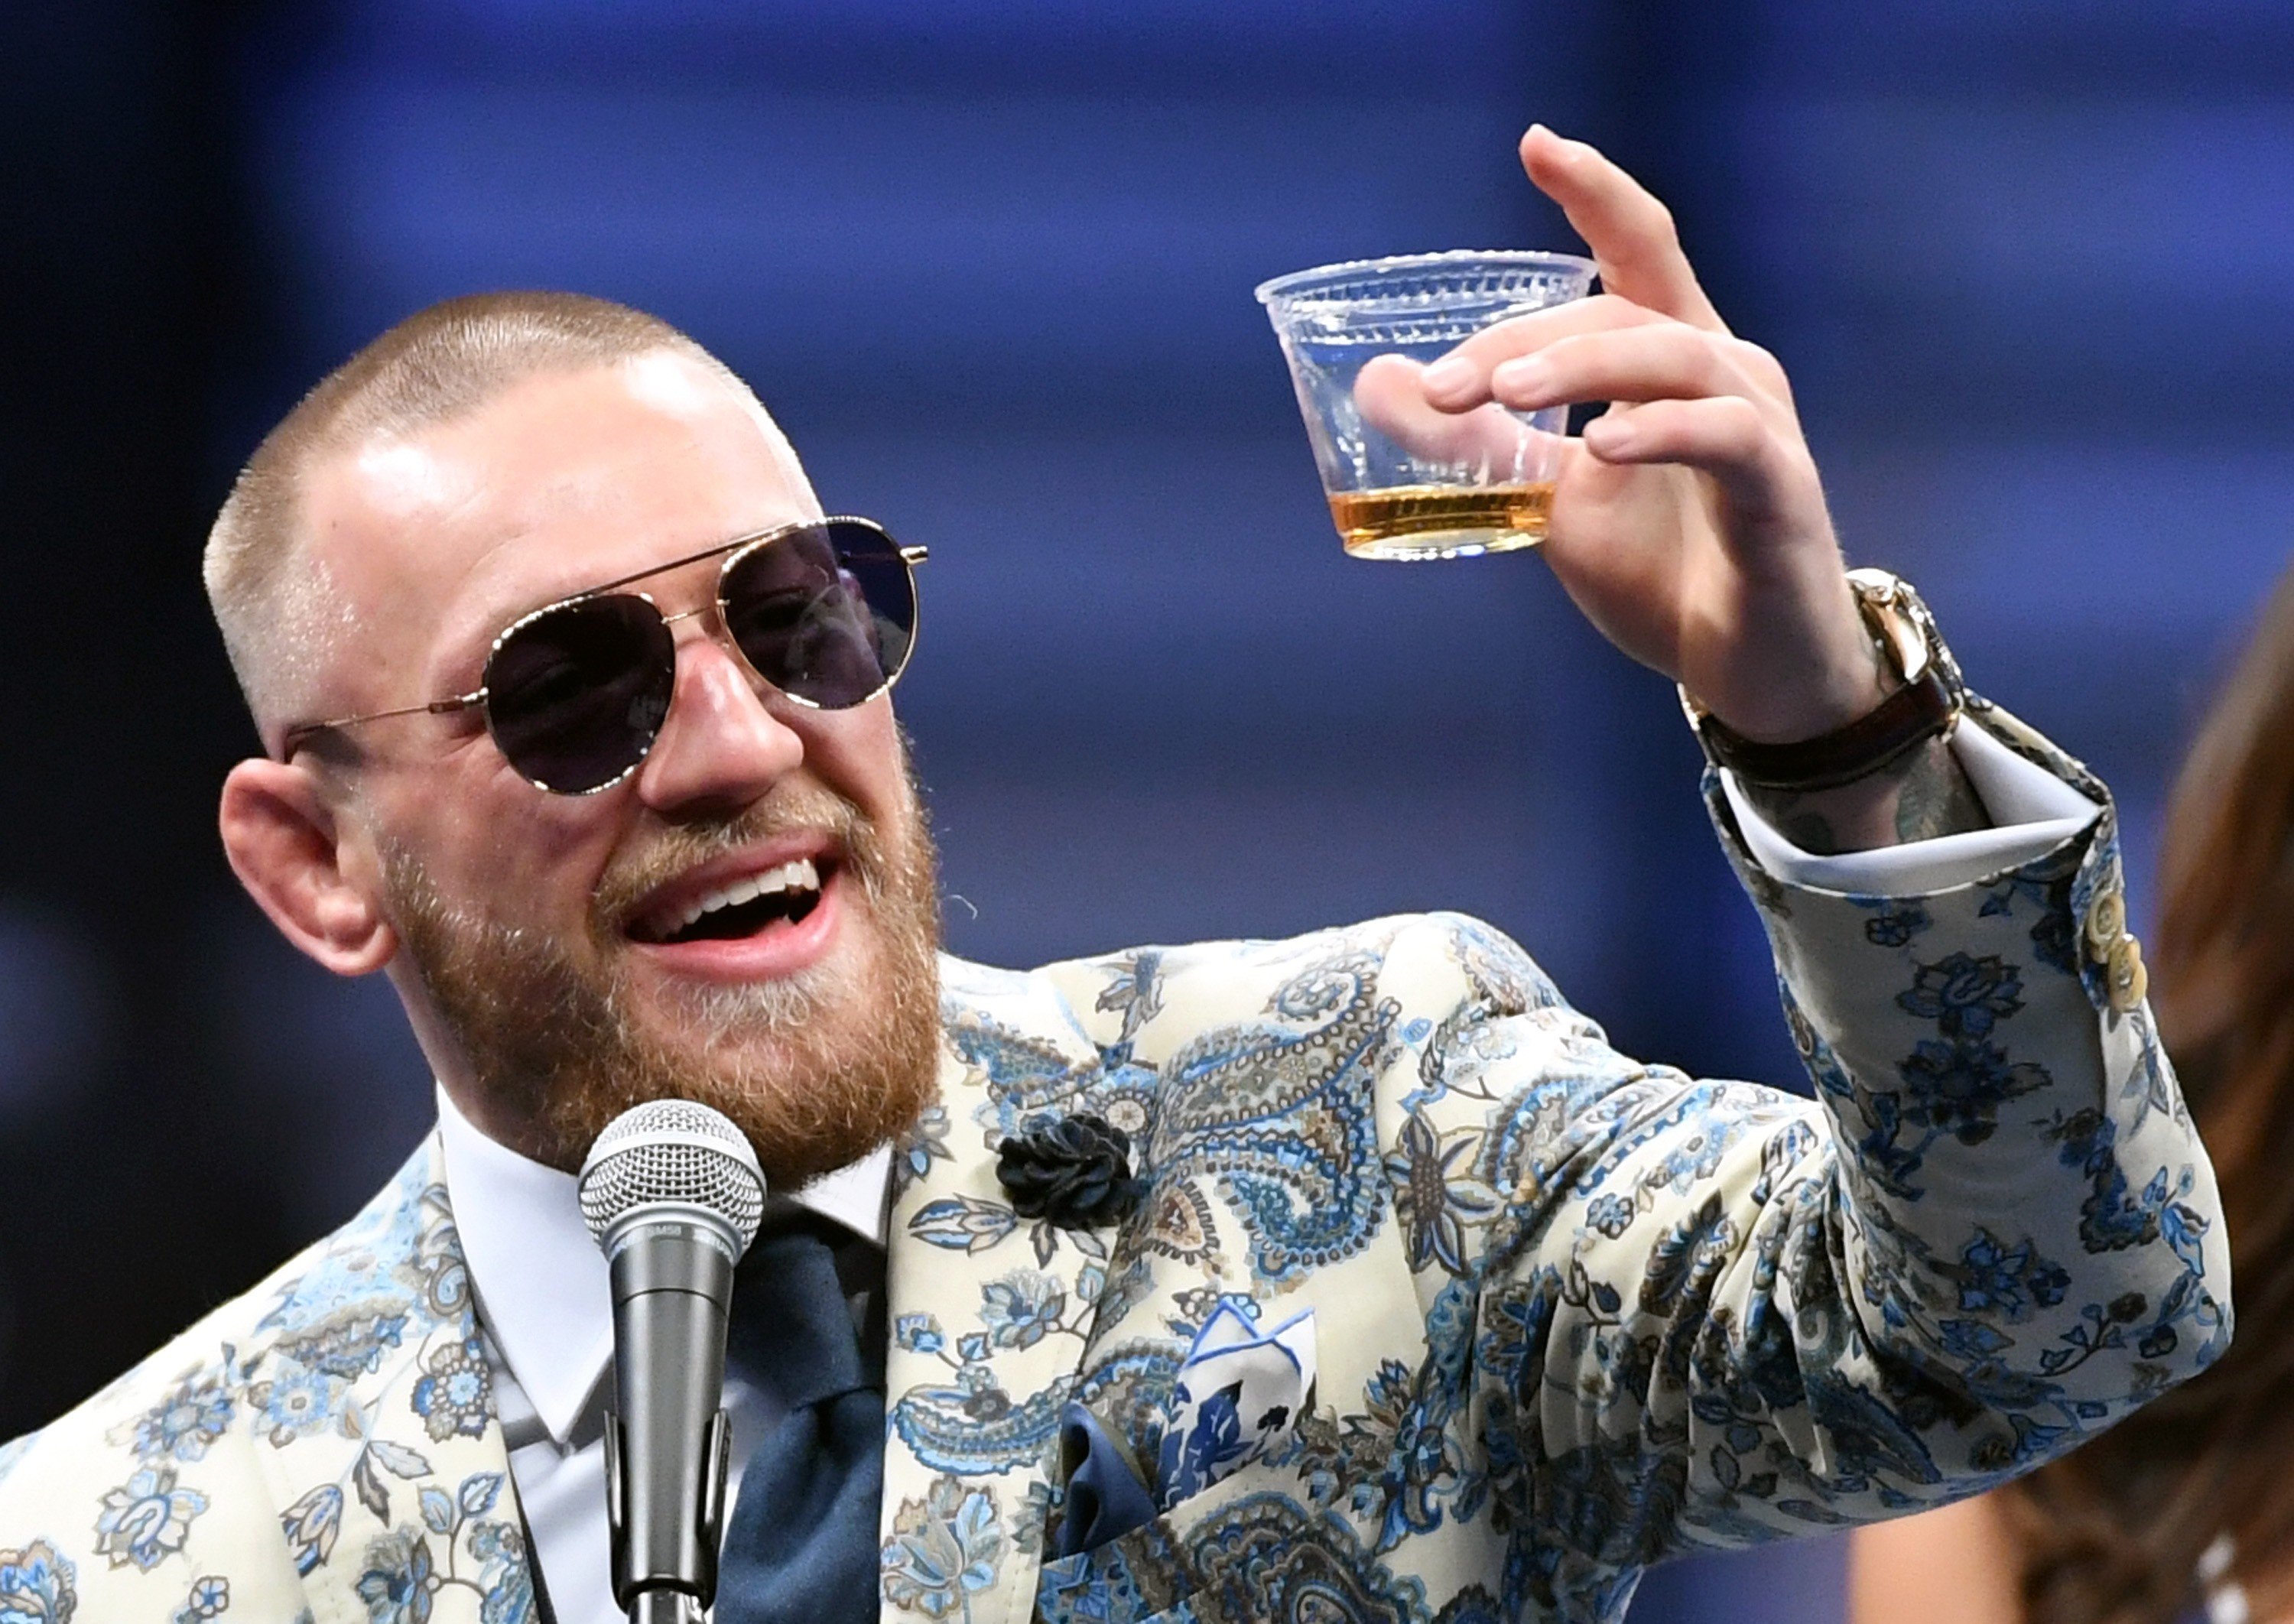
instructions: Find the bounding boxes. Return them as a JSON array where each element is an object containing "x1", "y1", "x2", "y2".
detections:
[{"x1": 1256, "y1": 250, "x2": 1597, "y2": 560}]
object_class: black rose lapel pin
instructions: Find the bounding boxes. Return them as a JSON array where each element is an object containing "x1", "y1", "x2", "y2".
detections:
[{"x1": 995, "y1": 1114, "x2": 1146, "y2": 1229}]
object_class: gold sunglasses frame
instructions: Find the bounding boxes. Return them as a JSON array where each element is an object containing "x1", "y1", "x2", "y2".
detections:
[{"x1": 278, "y1": 515, "x2": 929, "y2": 794}]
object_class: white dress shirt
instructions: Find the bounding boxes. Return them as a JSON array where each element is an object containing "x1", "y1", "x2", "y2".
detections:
[
  {"x1": 437, "y1": 1090, "x2": 890, "y2": 1624},
  {"x1": 434, "y1": 726, "x2": 2097, "y2": 1624}
]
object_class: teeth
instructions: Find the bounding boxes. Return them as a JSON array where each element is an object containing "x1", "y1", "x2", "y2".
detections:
[{"x1": 658, "y1": 857, "x2": 820, "y2": 937}]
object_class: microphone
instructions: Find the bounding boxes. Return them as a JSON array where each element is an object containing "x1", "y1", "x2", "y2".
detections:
[{"x1": 578, "y1": 1101, "x2": 766, "y2": 1624}]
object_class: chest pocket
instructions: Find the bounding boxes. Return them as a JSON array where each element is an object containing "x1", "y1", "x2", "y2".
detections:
[{"x1": 1029, "y1": 1449, "x2": 1447, "y2": 1624}]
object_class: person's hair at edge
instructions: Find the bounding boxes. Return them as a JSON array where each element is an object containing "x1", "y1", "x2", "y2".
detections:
[
  {"x1": 201, "y1": 290, "x2": 765, "y2": 742},
  {"x1": 2003, "y1": 560, "x2": 2294, "y2": 1623}
]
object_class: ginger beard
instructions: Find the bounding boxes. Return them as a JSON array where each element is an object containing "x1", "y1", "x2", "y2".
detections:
[{"x1": 382, "y1": 775, "x2": 943, "y2": 1184}]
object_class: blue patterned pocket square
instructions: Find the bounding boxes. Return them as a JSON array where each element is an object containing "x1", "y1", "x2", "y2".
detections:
[
  {"x1": 1051, "y1": 1304, "x2": 1318, "y2": 1561},
  {"x1": 1153, "y1": 1302, "x2": 1317, "y2": 1510}
]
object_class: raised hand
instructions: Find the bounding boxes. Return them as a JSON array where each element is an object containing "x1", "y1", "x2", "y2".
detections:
[
  {"x1": 1355, "y1": 127, "x2": 1987, "y2": 851},
  {"x1": 1363, "y1": 126, "x2": 1885, "y2": 747}
]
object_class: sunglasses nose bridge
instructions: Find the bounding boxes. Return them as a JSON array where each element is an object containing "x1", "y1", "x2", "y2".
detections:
[
  {"x1": 660, "y1": 599, "x2": 770, "y2": 697},
  {"x1": 658, "y1": 601, "x2": 796, "y2": 724}
]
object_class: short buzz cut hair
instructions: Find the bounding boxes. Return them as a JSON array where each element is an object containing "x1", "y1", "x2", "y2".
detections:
[{"x1": 203, "y1": 291, "x2": 761, "y2": 745}]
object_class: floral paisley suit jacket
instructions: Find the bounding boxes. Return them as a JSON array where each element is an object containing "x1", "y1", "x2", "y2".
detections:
[{"x1": 0, "y1": 706, "x2": 2231, "y2": 1624}]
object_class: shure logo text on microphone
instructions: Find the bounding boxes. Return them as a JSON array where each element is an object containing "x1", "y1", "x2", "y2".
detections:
[{"x1": 608, "y1": 1220, "x2": 738, "y2": 1263}]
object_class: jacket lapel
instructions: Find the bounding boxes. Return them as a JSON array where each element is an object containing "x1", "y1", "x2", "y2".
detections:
[
  {"x1": 879, "y1": 957, "x2": 1183, "y2": 1624},
  {"x1": 882, "y1": 936, "x2": 1444, "y2": 1624},
  {"x1": 239, "y1": 1137, "x2": 528, "y2": 1624}
]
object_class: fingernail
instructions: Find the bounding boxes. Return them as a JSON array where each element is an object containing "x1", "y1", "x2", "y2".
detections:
[
  {"x1": 1584, "y1": 414, "x2": 1634, "y2": 453},
  {"x1": 1422, "y1": 356, "x2": 1475, "y2": 396},
  {"x1": 1491, "y1": 355, "x2": 1552, "y2": 399}
]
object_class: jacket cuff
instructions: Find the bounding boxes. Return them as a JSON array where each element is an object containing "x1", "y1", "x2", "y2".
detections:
[{"x1": 1721, "y1": 715, "x2": 2101, "y2": 896}]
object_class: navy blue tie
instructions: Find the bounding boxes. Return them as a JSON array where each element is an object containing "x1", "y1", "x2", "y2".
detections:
[{"x1": 713, "y1": 1216, "x2": 885, "y2": 1624}]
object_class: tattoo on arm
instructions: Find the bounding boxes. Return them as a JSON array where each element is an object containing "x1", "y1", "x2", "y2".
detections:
[
  {"x1": 1779, "y1": 808, "x2": 1847, "y2": 855},
  {"x1": 1890, "y1": 738, "x2": 1990, "y2": 843},
  {"x1": 1747, "y1": 736, "x2": 1990, "y2": 856}
]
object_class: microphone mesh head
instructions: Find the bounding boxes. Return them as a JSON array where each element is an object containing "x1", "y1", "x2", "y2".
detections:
[{"x1": 577, "y1": 1100, "x2": 767, "y2": 1254}]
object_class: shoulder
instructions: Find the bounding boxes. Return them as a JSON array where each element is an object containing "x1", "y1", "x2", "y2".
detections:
[
  {"x1": 1848, "y1": 1494, "x2": 2026, "y2": 1624},
  {"x1": 0, "y1": 1249, "x2": 310, "y2": 1622},
  {"x1": 0, "y1": 1141, "x2": 449, "y2": 1622},
  {"x1": 940, "y1": 911, "x2": 1597, "y2": 1062},
  {"x1": 0, "y1": 1220, "x2": 326, "y2": 1496}
]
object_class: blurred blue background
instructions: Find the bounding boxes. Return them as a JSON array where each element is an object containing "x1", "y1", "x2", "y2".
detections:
[{"x1": 3, "y1": 3, "x2": 2291, "y2": 1617}]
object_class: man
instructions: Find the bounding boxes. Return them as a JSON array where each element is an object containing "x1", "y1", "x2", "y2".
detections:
[{"x1": 0, "y1": 128, "x2": 2225, "y2": 1624}]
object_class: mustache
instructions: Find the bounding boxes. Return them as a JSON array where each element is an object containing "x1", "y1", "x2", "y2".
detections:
[{"x1": 588, "y1": 781, "x2": 882, "y2": 940}]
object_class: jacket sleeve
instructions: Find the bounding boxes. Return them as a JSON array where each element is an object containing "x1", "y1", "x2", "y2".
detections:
[{"x1": 1387, "y1": 703, "x2": 2229, "y2": 1577}]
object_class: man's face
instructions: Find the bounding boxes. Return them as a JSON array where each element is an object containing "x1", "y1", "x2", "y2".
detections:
[{"x1": 297, "y1": 353, "x2": 941, "y2": 1181}]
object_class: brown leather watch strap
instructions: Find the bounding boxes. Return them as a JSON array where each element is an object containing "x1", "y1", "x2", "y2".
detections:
[{"x1": 1697, "y1": 662, "x2": 1961, "y2": 792}]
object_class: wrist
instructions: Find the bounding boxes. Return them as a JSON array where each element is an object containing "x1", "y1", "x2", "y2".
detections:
[
  {"x1": 1711, "y1": 596, "x2": 1899, "y2": 746},
  {"x1": 1683, "y1": 570, "x2": 1967, "y2": 794}
]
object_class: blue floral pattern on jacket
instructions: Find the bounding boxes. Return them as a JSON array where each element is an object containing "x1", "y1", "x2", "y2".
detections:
[
  {"x1": 0, "y1": 705, "x2": 2231, "y2": 1624},
  {"x1": 0, "y1": 1148, "x2": 532, "y2": 1624},
  {"x1": 880, "y1": 706, "x2": 2227, "y2": 1624}
]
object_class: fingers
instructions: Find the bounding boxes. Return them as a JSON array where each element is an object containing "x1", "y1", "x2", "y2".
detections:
[
  {"x1": 1418, "y1": 298, "x2": 1789, "y2": 425},
  {"x1": 1579, "y1": 396, "x2": 1808, "y2": 525},
  {"x1": 1420, "y1": 294, "x2": 1667, "y2": 410},
  {"x1": 1519, "y1": 124, "x2": 1726, "y2": 335},
  {"x1": 1487, "y1": 325, "x2": 1789, "y2": 416},
  {"x1": 1353, "y1": 353, "x2": 1554, "y2": 474}
]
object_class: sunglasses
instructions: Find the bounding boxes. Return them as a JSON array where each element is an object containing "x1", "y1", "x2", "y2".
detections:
[{"x1": 280, "y1": 516, "x2": 924, "y2": 794}]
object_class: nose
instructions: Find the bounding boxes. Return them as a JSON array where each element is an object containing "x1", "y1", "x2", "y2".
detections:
[{"x1": 632, "y1": 633, "x2": 804, "y2": 816}]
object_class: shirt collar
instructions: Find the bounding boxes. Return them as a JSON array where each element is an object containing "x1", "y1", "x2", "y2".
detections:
[{"x1": 435, "y1": 1084, "x2": 892, "y2": 1446}]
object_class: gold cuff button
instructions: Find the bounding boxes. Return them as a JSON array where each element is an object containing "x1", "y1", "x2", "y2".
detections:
[
  {"x1": 2106, "y1": 934, "x2": 2147, "y2": 1014},
  {"x1": 2084, "y1": 888, "x2": 2127, "y2": 961}
]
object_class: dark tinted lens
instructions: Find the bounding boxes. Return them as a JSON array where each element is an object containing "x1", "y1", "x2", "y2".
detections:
[
  {"x1": 482, "y1": 596, "x2": 674, "y2": 791},
  {"x1": 720, "y1": 519, "x2": 917, "y2": 708}
]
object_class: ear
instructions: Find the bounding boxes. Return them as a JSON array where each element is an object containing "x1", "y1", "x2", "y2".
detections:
[{"x1": 219, "y1": 758, "x2": 397, "y2": 976}]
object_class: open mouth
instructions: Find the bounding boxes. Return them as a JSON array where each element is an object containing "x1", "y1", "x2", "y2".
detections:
[{"x1": 629, "y1": 856, "x2": 830, "y2": 946}]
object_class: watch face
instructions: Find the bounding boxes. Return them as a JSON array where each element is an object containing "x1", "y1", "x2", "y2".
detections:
[{"x1": 1846, "y1": 569, "x2": 1928, "y2": 688}]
